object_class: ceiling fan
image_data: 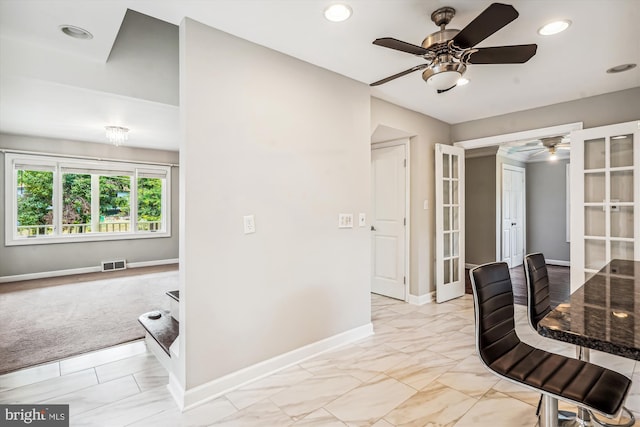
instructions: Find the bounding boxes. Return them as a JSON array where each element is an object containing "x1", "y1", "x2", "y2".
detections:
[
  {"x1": 370, "y1": 2, "x2": 537, "y2": 93},
  {"x1": 506, "y1": 136, "x2": 571, "y2": 158}
]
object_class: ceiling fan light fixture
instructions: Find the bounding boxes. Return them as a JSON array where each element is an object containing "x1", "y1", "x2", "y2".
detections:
[
  {"x1": 456, "y1": 77, "x2": 470, "y2": 86},
  {"x1": 324, "y1": 4, "x2": 352, "y2": 22},
  {"x1": 537, "y1": 20, "x2": 571, "y2": 36},
  {"x1": 422, "y1": 62, "x2": 466, "y2": 90}
]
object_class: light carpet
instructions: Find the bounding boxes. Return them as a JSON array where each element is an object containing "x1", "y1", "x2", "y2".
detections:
[{"x1": 0, "y1": 269, "x2": 178, "y2": 374}]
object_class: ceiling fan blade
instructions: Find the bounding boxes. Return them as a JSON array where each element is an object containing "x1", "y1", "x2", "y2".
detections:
[
  {"x1": 373, "y1": 38, "x2": 430, "y2": 56},
  {"x1": 452, "y1": 3, "x2": 519, "y2": 50},
  {"x1": 466, "y1": 45, "x2": 537, "y2": 64},
  {"x1": 516, "y1": 146, "x2": 545, "y2": 152},
  {"x1": 557, "y1": 146, "x2": 571, "y2": 150},
  {"x1": 370, "y1": 64, "x2": 428, "y2": 86},
  {"x1": 530, "y1": 149, "x2": 547, "y2": 157},
  {"x1": 437, "y1": 85, "x2": 457, "y2": 94}
]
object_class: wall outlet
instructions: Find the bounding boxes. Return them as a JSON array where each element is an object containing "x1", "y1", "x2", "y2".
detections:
[
  {"x1": 243, "y1": 215, "x2": 256, "y2": 234},
  {"x1": 338, "y1": 213, "x2": 353, "y2": 228}
]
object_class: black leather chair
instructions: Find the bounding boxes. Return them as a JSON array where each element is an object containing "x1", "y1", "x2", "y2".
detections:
[
  {"x1": 470, "y1": 262, "x2": 632, "y2": 427},
  {"x1": 523, "y1": 253, "x2": 635, "y2": 427}
]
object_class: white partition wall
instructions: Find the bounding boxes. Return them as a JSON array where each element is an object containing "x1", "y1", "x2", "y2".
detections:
[{"x1": 174, "y1": 18, "x2": 372, "y2": 409}]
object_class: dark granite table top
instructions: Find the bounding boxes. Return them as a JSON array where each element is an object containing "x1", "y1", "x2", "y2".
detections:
[{"x1": 537, "y1": 259, "x2": 640, "y2": 361}]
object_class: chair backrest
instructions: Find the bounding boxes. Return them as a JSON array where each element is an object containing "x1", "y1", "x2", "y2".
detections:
[
  {"x1": 469, "y1": 262, "x2": 521, "y2": 367},
  {"x1": 523, "y1": 253, "x2": 551, "y2": 330}
]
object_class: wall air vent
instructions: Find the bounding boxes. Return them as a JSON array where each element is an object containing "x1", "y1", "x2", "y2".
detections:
[{"x1": 102, "y1": 260, "x2": 127, "y2": 272}]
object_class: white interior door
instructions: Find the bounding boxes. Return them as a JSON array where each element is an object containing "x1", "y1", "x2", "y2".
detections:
[
  {"x1": 371, "y1": 144, "x2": 406, "y2": 300},
  {"x1": 436, "y1": 144, "x2": 465, "y2": 303},
  {"x1": 501, "y1": 165, "x2": 525, "y2": 268}
]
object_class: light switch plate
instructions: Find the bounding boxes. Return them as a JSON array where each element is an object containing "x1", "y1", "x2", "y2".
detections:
[
  {"x1": 243, "y1": 215, "x2": 256, "y2": 234},
  {"x1": 338, "y1": 213, "x2": 353, "y2": 228},
  {"x1": 359, "y1": 213, "x2": 366, "y2": 227}
]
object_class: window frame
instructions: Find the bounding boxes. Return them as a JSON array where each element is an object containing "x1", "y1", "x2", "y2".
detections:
[{"x1": 5, "y1": 153, "x2": 171, "y2": 246}]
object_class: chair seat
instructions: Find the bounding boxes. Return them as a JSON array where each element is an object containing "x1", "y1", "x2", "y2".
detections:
[{"x1": 488, "y1": 340, "x2": 631, "y2": 417}]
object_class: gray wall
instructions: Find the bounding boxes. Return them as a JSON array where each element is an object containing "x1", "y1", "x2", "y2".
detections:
[
  {"x1": 451, "y1": 88, "x2": 640, "y2": 142},
  {"x1": 0, "y1": 134, "x2": 179, "y2": 277},
  {"x1": 178, "y1": 18, "x2": 371, "y2": 392},
  {"x1": 465, "y1": 155, "x2": 496, "y2": 265},
  {"x1": 526, "y1": 159, "x2": 570, "y2": 262},
  {"x1": 370, "y1": 98, "x2": 450, "y2": 296}
]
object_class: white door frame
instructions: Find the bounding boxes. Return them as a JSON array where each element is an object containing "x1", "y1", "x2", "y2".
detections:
[
  {"x1": 454, "y1": 122, "x2": 583, "y2": 263},
  {"x1": 371, "y1": 138, "x2": 411, "y2": 301},
  {"x1": 500, "y1": 163, "x2": 526, "y2": 267}
]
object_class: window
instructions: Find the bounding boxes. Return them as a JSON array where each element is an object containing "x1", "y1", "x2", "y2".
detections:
[{"x1": 5, "y1": 154, "x2": 171, "y2": 245}]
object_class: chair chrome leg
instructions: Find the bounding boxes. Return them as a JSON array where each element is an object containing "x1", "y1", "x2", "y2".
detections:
[{"x1": 541, "y1": 395, "x2": 559, "y2": 427}]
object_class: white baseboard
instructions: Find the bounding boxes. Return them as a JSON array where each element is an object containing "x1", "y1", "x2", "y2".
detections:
[
  {"x1": 546, "y1": 259, "x2": 570, "y2": 267},
  {"x1": 0, "y1": 258, "x2": 179, "y2": 283},
  {"x1": 169, "y1": 323, "x2": 374, "y2": 411},
  {"x1": 128, "y1": 258, "x2": 178, "y2": 268},
  {"x1": 408, "y1": 292, "x2": 434, "y2": 305}
]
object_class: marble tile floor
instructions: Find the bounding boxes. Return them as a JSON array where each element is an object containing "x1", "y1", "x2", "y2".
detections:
[{"x1": 1, "y1": 293, "x2": 638, "y2": 426}]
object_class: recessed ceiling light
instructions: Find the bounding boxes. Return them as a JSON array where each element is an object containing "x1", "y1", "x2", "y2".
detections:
[
  {"x1": 456, "y1": 77, "x2": 469, "y2": 86},
  {"x1": 324, "y1": 4, "x2": 352, "y2": 22},
  {"x1": 606, "y1": 63, "x2": 637, "y2": 74},
  {"x1": 59, "y1": 25, "x2": 93, "y2": 40},
  {"x1": 537, "y1": 19, "x2": 571, "y2": 36}
]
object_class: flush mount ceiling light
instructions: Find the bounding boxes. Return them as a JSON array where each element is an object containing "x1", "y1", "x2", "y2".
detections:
[
  {"x1": 59, "y1": 25, "x2": 93, "y2": 40},
  {"x1": 324, "y1": 4, "x2": 352, "y2": 22},
  {"x1": 537, "y1": 19, "x2": 571, "y2": 36},
  {"x1": 105, "y1": 126, "x2": 129, "y2": 147},
  {"x1": 606, "y1": 63, "x2": 637, "y2": 74}
]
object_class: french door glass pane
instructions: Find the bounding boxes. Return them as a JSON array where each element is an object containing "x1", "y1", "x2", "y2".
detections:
[
  {"x1": 611, "y1": 241, "x2": 634, "y2": 260},
  {"x1": 452, "y1": 180, "x2": 459, "y2": 204},
  {"x1": 611, "y1": 171, "x2": 633, "y2": 203},
  {"x1": 584, "y1": 206, "x2": 605, "y2": 237},
  {"x1": 443, "y1": 180, "x2": 450, "y2": 204},
  {"x1": 611, "y1": 207, "x2": 634, "y2": 238},
  {"x1": 443, "y1": 154, "x2": 450, "y2": 178},
  {"x1": 452, "y1": 206, "x2": 459, "y2": 230},
  {"x1": 452, "y1": 155, "x2": 458, "y2": 179},
  {"x1": 452, "y1": 258, "x2": 459, "y2": 282},
  {"x1": 444, "y1": 206, "x2": 450, "y2": 231},
  {"x1": 444, "y1": 232, "x2": 451, "y2": 257},
  {"x1": 444, "y1": 259, "x2": 450, "y2": 283},
  {"x1": 585, "y1": 239, "x2": 606, "y2": 270},
  {"x1": 584, "y1": 173, "x2": 605, "y2": 203},
  {"x1": 585, "y1": 138, "x2": 605, "y2": 169},
  {"x1": 611, "y1": 135, "x2": 633, "y2": 168}
]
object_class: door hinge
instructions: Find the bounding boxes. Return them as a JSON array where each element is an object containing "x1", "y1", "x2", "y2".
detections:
[
  {"x1": 403, "y1": 159, "x2": 407, "y2": 167},
  {"x1": 404, "y1": 217, "x2": 406, "y2": 226},
  {"x1": 403, "y1": 276, "x2": 406, "y2": 285}
]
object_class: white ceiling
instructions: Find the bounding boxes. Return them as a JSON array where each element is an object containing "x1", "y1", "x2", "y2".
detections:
[{"x1": 0, "y1": 0, "x2": 638, "y2": 151}]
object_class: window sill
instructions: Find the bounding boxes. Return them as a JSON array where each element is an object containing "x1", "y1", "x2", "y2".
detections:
[{"x1": 5, "y1": 231, "x2": 171, "y2": 246}]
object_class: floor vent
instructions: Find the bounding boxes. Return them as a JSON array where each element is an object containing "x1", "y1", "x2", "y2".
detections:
[{"x1": 102, "y1": 260, "x2": 127, "y2": 272}]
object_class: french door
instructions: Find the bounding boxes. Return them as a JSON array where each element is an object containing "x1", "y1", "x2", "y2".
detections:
[{"x1": 435, "y1": 144, "x2": 465, "y2": 303}]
